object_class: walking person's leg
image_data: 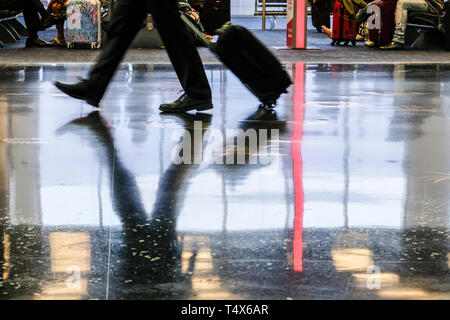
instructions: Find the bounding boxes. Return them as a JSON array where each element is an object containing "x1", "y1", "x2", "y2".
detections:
[
  {"x1": 54, "y1": 0, "x2": 147, "y2": 106},
  {"x1": 148, "y1": 0, "x2": 212, "y2": 112}
]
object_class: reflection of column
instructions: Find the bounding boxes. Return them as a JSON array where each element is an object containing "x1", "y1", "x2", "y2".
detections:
[
  {"x1": 291, "y1": 63, "x2": 305, "y2": 272},
  {"x1": 391, "y1": 65, "x2": 449, "y2": 272},
  {"x1": 6, "y1": 68, "x2": 42, "y2": 226},
  {"x1": 0, "y1": 93, "x2": 9, "y2": 281},
  {"x1": 402, "y1": 115, "x2": 449, "y2": 231},
  {"x1": 342, "y1": 98, "x2": 350, "y2": 230}
]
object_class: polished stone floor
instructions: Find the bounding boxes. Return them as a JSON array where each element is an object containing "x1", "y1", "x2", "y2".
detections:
[{"x1": 0, "y1": 63, "x2": 449, "y2": 300}]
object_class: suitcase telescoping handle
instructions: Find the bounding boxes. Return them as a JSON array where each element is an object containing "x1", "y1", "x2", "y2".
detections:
[{"x1": 180, "y1": 13, "x2": 213, "y2": 49}]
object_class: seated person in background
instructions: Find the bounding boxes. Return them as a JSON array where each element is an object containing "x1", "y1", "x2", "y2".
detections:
[
  {"x1": 20, "y1": 0, "x2": 53, "y2": 47},
  {"x1": 0, "y1": 0, "x2": 51, "y2": 47},
  {"x1": 44, "y1": 0, "x2": 66, "y2": 46},
  {"x1": 380, "y1": 0, "x2": 444, "y2": 49}
]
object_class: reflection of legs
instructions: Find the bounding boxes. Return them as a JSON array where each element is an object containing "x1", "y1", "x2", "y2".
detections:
[
  {"x1": 57, "y1": 112, "x2": 210, "y2": 290},
  {"x1": 89, "y1": 0, "x2": 147, "y2": 98}
]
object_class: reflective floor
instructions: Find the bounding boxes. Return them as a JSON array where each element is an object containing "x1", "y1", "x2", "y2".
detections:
[{"x1": 0, "y1": 63, "x2": 449, "y2": 300}]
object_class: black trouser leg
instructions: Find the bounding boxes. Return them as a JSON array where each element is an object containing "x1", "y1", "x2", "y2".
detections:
[
  {"x1": 22, "y1": 11, "x2": 38, "y2": 38},
  {"x1": 21, "y1": 0, "x2": 49, "y2": 38},
  {"x1": 89, "y1": 0, "x2": 147, "y2": 98},
  {"x1": 148, "y1": 0, "x2": 211, "y2": 100},
  {"x1": 30, "y1": 0, "x2": 49, "y2": 18}
]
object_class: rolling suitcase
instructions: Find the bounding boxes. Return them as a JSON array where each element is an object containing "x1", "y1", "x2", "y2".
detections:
[
  {"x1": 181, "y1": 16, "x2": 292, "y2": 107},
  {"x1": 331, "y1": 0, "x2": 357, "y2": 45},
  {"x1": 368, "y1": 0, "x2": 397, "y2": 47},
  {"x1": 66, "y1": 0, "x2": 101, "y2": 49}
]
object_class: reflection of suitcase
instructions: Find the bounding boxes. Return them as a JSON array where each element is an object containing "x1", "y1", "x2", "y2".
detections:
[
  {"x1": 368, "y1": 0, "x2": 397, "y2": 47},
  {"x1": 331, "y1": 0, "x2": 357, "y2": 45},
  {"x1": 66, "y1": 0, "x2": 101, "y2": 49},
  {"x1": 182, "y1": 17, "x2": 292, "y2": 107}
]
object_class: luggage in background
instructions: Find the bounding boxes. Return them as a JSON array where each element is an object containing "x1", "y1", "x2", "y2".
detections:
[
  {"x1": 368, "y1": 0, "x2": 397, "y2": 47},
  {"x1": 196, "y1": 0, "x2": 230, "y2": 35},
  {"x1": 311, "y1": 0, "x2": 332, "y2": 32},
  {"x1": 331, "y1": 0, "x2": 357, "y2": 45},
  {"x1": 181, "y1": 16, "x2": 292, "y2": 107},
  {"x1": 66, "y1": 0, "x2": 101, "y2": 49}
]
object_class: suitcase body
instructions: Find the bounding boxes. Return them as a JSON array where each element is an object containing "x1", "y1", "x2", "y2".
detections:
[
  {"x1": 213, "y1": 24, "x2": 292, "y2": 106},
  {"x1": 181, "y1": 16, "x2": 291, "y2": 107},
  {"x1": 331, "y1": 0, "x2": 357, "y2": 45},
  {"x1": 66, "y1": 0, "x2": 101, "y2": 49},
  {"x1": 368, "y1": 0, "x2": 397, "y2": 47}
]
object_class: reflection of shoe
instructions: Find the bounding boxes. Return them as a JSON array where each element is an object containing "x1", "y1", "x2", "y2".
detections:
[
  {"x1": 240, "y1": 106, "x2": 287, "y2": 132},
  {"x1": 379, "y1": 41, "x2": 404, "y2": 50},
  {"x1": 54, "y1": 78, "x2": 101, "y2": 107},
  {"x1": 321, "y1": 25, "x2": 333, "y2": 39},
  {"x1": 25, "y1": 37, "x2": 52, "y2": 48},
  {"x1": 159, "y1": 93, "x2": 213, "y2": 113},
  {"x1": 56, "y1": 111, "x2": 112, "y2": 147},
  {"x1": 41, "y1": 14, "x2": 66, "y2": 30}
]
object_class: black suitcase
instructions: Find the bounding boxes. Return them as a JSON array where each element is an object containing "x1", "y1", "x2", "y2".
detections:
[{"x1": 181, "y1": 15, "x2": 292, "y2": 107}]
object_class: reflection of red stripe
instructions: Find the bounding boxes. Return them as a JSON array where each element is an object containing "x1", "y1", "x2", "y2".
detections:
[{"x1": 291, "y1": 63, "x2": 304, "y2": 272}]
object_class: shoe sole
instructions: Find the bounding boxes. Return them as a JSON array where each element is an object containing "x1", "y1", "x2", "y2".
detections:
[
  {"x1": 159, "y1": 102, "x2": 213, "y2": 113},
  {"x1": 54, "y1": 82, "x2": 99, "y2": 107}
]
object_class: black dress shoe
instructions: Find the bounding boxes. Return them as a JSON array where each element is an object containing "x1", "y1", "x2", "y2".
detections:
[
  {"x1": 41, "y1": 14, "x2": 66, "y2": 30},
  {"x1": 159, "y1": 93, "x2": 213, "y2": 113},
  {"x1": 25, "y1": 37, "x2": 52, "y2": 48},
  {"x1": 54, "y1": 79, "x2": 101, "y2": 107},
  {"x1": 379, "y1": 42, "x2": 404, "y2": 50}
]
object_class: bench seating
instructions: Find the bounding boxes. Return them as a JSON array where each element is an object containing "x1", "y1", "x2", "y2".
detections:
[{"x1": 0, "y1": 9, "x2": 27, "y2": 48}]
